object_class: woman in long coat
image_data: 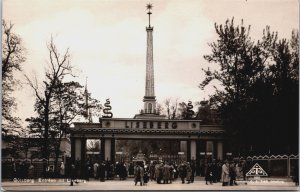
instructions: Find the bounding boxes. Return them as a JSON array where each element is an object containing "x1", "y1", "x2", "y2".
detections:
[
  {"x1": 186, "y1": 162, "x2": 192, "y2": 184},
  {"x1": 221, "y1": 161, "x2": 230, "y2": 186},
  {"x1": 162, "y1": 163, "x2": 170, "y2": 184}
]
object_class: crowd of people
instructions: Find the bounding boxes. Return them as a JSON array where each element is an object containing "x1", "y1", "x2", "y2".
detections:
[
  {"x1": 6, "y1": 158, "x2": 299, "y2": 187},
  {"x1": 132, "y1": 159, "x2": 247, "y2": 186}
]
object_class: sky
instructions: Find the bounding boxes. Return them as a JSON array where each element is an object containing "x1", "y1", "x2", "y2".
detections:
[{"x1": 2, "y1": 0, "x2": 299, "y2": 125}]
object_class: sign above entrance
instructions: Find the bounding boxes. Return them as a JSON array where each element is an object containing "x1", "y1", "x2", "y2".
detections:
[
  {"x1": 96, "y1": 118, "x2": 203, "y2": 130},
  {"x1": 246, "y1": 163, "x2": 268, "y2": 177}
]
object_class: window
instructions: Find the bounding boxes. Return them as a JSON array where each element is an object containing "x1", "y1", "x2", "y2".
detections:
[{"x1": 148, "y1": 103, "x2": 152, "y2": 113}]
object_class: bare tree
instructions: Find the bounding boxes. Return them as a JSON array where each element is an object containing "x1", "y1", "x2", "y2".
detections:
[
  {"x1": 25, "y1": 36, "x2": 73, "y2": 160},
  {"x1": 163, "y1": 98, "x2": 179, "y2": 119},
  {"x1": 2, "y1": 20, "x2": 26, "y2": 136}
]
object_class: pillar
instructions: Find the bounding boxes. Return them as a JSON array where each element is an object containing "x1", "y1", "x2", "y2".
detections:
[
  {"x1": 196, "y1": 140, "x2": 201, "y2": 176},
  {"x1": 206, "y1": 141, "x2": 213, "y2": 160},
  {"x1": 180, "y1": 141, "x2": 187, "y2": 161},
  {"x1": 287, "y1": 156, "x2": 290, "y2": 177},
  {"x1": 111, "y1": 138, "x2": 115, "y2": 164},
  {"x1": 105, "y1": 139, "x2": 111, "y2": 161},
  {"x1": 71, "y1": 137, "x2": 75, "y2": 163},
  {"x1": 80, "y1": 138, "x2": 86, "y2": 179},
  {"x1": 217, "y1": 141, "x2": 223, "y2": 160},
  {"x1": 100, "y1": 138, "x2": 105, "y2": 161},
  {"x1": 190, "y1": 140, "x2": 196, "y2": 160},
  {"x1": 75, "y1": 138, "x2": 82, "y2": 161},
  {"x1": 187, "y1": 140, "x2": 191, "y2": 162}
]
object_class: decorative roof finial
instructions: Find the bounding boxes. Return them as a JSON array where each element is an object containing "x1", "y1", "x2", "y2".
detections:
[{"x1": 146, "y1": 3, "x2": 153, "y2": 27}]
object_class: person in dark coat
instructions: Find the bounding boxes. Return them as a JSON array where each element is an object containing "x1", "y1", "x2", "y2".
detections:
[
  {"x1": 119, "y1": 163, "x2": 127, "y2": 180},
  {"x1": 75, "y1": 158, "x2": 81, "y2": 179},
  {"x1": 173, "y1": 163, "x2": 179, "y2": 180},
  {"x1": 216, "y1": 161, "x2": 222, "y2": 182},
  {"x1": 99, "y1": 161, "x2": 106, "y2": 182},
  {"x1": 28, "y1": 163, "x2": 34, "y2": 179},
  {"x1": 211, "y1": 160, "x2": 217, "y2": 183},
  {"x1": 155, "y1": 162, "x2": 163, "y2": 184},
  {"x1": 143, "y1": 171, "x2": 149, "y2": 184},
  {"x1": 178, "y1": 162, "x2": 187, "y2": 184},
  {"x1": 169, "y1": 163, "x2": 174, "y2": 184},
  {"x1": 70, "y1": 164, "x2": 77, "y2": 186},
  {"x1": 190, "y1": 161, "x2": 196, "y2": 183},
  {"x1": 205, "y1": 162, "x2": 213, "y2": 185},
  {"x1": 134, "y1": 164, "x2": 144, "y2": 186},
  {"x1": 85, "y1": 161, "x2": 91, "y2": 181},
  {"x1": 162, "y1": 163, "x2": 170, "y2": 184},
  {"x1": 229, "y1": 161, "x2": 238, "y2": 186},
  {"x1": 11, "y1": 161, "x2": 17, "y2": 181},
  {"x1": 149, "y1": 162, "x2": 156, "y2": 181},
  {"x1": 186, "y1": 162, "x2": 192, "y2": 184},
  {"x1": 129, "y1": 163, "x2": 134, "y2": 176},
  {"x1": 293, "y1": 164, "x2": 299, "y2": 186}
]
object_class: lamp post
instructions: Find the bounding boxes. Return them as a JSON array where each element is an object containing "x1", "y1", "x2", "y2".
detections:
[{"x1": 159, "y1": 148, "x2": 162, "y2": 162}]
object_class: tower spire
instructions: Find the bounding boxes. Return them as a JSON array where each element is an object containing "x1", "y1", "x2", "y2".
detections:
[
  {"x1": 134, "y1": 3, "x2": 166, "y2": 119},
  {"x1": 143, "y1": 3, "x2": 156, "y2": 114},
  {"x1": 85, "y1": 77, "x2": 93, "y2": 123},
  {"x1": 146, "y1": 3, "x2": 153, "y2": 27}
]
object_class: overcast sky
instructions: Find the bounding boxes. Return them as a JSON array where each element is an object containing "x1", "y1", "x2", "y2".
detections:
[{"x1": 3, "y1": 0, "x2": 299, "y2": 125}]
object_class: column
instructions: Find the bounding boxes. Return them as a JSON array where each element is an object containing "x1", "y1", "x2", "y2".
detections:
[
  {"x1": 287, "y1": 157, "x2": 290, "y2": 177},
  {"x1": 71, "y1": 137, "x2": 75, "y2": 163},
  {"x1": 187, "y1": 140, "x2": 191, "y2": 162},
  {"x1": 105, "y1": 139, "x2": 111, "y2": 161},
  {"x1": 217, "y1": 141, "x2": 223, "y2": 160},
  {"x1": 80, "y1": 138, "x2": 86, "y2": 179},
  {"x1": 206, "y1": 141, "x2": 213, "y2": 159},
  {"x1": 180, "y1": 141, "x2": 187, "y2": 161},
  {"x1": 190, "y1": 140, "x2": 196, "y2": 160},
  {"x1": 213, "y1": 141, "x2": 218, "y2": 160},
  {"x1": 200, "y1": 141, "x2": 207, "y2": 176},
  {"x1": 111, "y1": 138, "x2": 115, "y2": 164},
  {"x1": 196, "y1": 140, "x2": 200, "y2": 176},
  {"x1": 100, "y1": 138, "x2": 105, "y2": 161},
  {"x1": 75, "y1": 138, "x2": 82, "y2": 160}
]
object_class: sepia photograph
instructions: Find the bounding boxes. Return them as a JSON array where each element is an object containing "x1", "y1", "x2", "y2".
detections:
[{"x1": 1, "y1": 0, "x2": 299, "y2": 191}]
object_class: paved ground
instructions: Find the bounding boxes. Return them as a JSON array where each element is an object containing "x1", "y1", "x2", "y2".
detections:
[{"x1": 1, "y1": 177, "x2": 299, "y2": 191}]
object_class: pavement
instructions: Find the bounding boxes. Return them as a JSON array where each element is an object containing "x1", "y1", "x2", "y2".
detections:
[{"x1": 1, "y1": 177, "x2": 299, "y2": 191}]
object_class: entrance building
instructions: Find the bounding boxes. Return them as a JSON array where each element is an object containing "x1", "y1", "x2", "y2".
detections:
[
  {"x1": 69, "y1": 4, "x2": 226, "y2": 177},
  {"x1": 70, "y1": 119, "x2": 225, "y2": 176}
]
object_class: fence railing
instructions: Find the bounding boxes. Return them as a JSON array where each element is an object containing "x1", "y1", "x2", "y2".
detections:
[
  {"x1": 1, "y1": 157, "x2": 67, "y2": 179},
  {"x1": 234, "y1": 154, "x2": 298, "y2": 177}
]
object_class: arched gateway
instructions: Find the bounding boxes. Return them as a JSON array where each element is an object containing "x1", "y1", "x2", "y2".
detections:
[{"x1": 69, "y1": 4, "x2": 226, "y2": 178}]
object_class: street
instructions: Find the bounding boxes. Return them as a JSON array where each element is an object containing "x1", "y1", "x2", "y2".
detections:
[{"x1": 2, "y1": 177, "x2": 299, "y2": 191}]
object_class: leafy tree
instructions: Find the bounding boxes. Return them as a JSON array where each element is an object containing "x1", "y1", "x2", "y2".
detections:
[
  {"x1": 201, "y1": 18, "x2": 298, "y2": 155},
  {"x1": 200, "y1": 18, "x2": 263, "y2": 146},
  {"x1": 195, "y1": 100, "x2": 221, "y2": 124},
  {"x1": 2, "y1": 20, "x2": 26, "y2": 136}
]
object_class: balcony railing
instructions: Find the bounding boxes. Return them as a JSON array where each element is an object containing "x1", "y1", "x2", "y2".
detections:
[{"x1": 140, "y1": 109, "x2": 160, "y2": 115}]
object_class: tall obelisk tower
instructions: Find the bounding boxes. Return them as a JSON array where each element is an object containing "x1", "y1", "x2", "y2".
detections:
[
  {"x1": 134, "y1": 4, "x2": 166, "y2": 119},
  {"x1": 143, "y1": 3, "x2": 156, "y2": 114}
]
